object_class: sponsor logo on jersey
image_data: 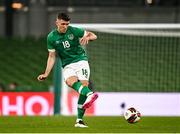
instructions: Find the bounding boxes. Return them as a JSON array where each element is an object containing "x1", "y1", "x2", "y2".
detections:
[
  {"x1": 68, "y1": 34, "x2": 74, "y2": 40},
  {"x1": 55, "y1": 40, "x2": 60, "y2": 44}
]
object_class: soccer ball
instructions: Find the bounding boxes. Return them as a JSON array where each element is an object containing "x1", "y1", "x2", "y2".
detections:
[{"x1": 124, "y1": 107, "x2": 141, "y2": 123}]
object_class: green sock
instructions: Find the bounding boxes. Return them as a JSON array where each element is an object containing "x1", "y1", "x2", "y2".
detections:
[
  {"x1": 77, "y1": 94, "x2": 87, "y2": 119},
  {"x1": 72, "y1": 81, "x2": 92, "y2": 96}
]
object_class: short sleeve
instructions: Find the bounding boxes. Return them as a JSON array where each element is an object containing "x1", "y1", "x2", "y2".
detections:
[
  {"x1": 73, "y1": 27, "x2": 85, "y2": 38},
  {"x1": 47, "y1": 35, "x2": 55, "y2": 52}
]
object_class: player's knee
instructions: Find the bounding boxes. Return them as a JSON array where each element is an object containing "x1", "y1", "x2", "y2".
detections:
[
  {"x1": 66, "y1": 76, "x2": 78, "y2": 87},
  {"x1": 80, "y1": 80, "x2": 89, "y2": 87}
]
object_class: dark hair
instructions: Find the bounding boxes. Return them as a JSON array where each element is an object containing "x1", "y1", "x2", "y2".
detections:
[{"x1": 57, "y1": 13, "x2": 71, "y2": 21}]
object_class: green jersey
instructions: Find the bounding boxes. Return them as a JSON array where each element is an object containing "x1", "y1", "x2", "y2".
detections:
[{"x1": 47, "y1": 26, "x2": 88, "y2": 67}]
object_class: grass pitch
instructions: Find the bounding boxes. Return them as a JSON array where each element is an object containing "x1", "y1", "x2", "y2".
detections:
[{"x1": 0, "y1": 116, "x2": 179, "y2": 133}]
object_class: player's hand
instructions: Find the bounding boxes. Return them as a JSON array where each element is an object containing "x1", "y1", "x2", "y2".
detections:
[
  {"x1": 80, "y1": 36, "x2": 89, "y2": 45},
  {"x1": 37, "y1": 73, "x2": 48, "y2": 81}
]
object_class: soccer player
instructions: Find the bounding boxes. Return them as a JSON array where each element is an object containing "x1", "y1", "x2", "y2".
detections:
[{"x1": 37, "y1": 13, "x2": 98, "y2": 128}]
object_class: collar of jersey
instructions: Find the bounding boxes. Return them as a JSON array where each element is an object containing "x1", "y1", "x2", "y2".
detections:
[{"x1": 56, "y1": 28, "x2": 69, "y2": 35}]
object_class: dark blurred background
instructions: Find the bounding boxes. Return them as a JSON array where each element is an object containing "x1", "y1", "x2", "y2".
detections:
[{"x1": 0, "y1": 0, "x2": 180, "y2": 37}]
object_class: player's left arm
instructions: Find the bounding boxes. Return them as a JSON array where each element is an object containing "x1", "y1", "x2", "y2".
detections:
[{"x1": 80, "y1": 31, "x2": 97, "y2": 45}]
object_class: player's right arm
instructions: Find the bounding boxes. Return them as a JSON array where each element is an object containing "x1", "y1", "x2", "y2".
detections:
[
  {"x1": 37, "y1": 51, "x2": 56, "y2": 81},
  {"x1": 37, "y1": 32, "x2": 56, "y2": 81}
]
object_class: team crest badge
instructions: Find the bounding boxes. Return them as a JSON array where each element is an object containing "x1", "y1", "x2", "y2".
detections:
[{"x1": 68, "y1": 34, "x2": 74, "y2": 40}]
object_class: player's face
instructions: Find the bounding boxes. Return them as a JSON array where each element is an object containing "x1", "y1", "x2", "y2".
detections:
[{"x1": 56, "y1": 19, "x2": 70, "y2": 33}]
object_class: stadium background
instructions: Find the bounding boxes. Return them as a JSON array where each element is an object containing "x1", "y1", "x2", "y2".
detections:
[{"x1": 0, "y1": 0, "x2": 180, "y2": 117}]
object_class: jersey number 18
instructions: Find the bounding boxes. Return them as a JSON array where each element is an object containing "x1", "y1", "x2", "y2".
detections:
[{"x1": 62, "y1": 41, "x2": 70, "y2": 48}]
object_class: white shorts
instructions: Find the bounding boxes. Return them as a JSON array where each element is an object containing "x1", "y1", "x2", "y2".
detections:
[{"x1": 63, "y1": 60, "x2": 90, "y2": 81}]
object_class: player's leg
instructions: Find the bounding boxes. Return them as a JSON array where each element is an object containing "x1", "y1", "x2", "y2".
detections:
[
  {"x1": 75, "y1": 80, "x2": 95, "y2": 128},
  {"x1": 74, "y1": 80, "x2": 98, "y2": 128},
  {"x1": 63, "y1": 64, "x2": 92, "y2": 96},
  {"x1": 72, "y1": 80, "x2": 90, "y2": 127},
  {"x1": 64, "y1": 77, "x2": 88, "y2": 127},
  {"x1": 63, "y1": 62, "x2": 97, "y2": 109},
  {"x1": 75, "y1": 94, "x2": 88, "y2": 128},
  {"x1": 64, "y1": 79, "x2": 88, "y2": 127},
  {"x1": 76, "y1": 61, "x2": 98, "y2": 110},
  {"x1": 76, "y1": 81, "x2": 89, "y2": 120},
  {"x1": 75, "y1": 80, "x2": 88, "y2": 127},
  {"x1": 63, "y1": 64, "x2": 91, "y2": 127}
]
